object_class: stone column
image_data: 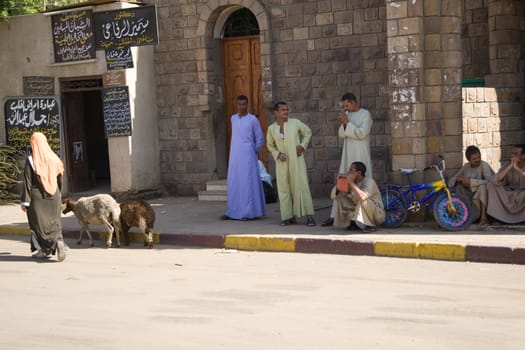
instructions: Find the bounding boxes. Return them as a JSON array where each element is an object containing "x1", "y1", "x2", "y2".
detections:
[
  {"x1": 424, "y1": 0, "x2": 463, "y2": 168},
  {"x1": 387, "y1": 0, "x2": 425, "y2": 175},
  {"x1": 386, "y1": 0, "x2": 463, "y2": 179}
]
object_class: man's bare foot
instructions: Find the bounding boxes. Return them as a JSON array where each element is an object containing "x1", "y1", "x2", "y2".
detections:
[{"x1": 479, "y1": 218, "x2": 489, "y2": 227}]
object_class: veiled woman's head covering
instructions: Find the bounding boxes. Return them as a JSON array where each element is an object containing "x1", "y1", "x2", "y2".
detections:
[{"x1": 30, "y1": 132, "x2": 64, "y2": 195}]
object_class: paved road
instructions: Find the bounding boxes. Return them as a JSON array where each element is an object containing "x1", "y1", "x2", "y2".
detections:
[{"x1": 1, "y1": 236, "x2": 524, "y2": 350}]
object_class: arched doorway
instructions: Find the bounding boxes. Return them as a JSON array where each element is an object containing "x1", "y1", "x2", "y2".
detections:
[{"x1": 221, "y1": 8, "x2": 268, "y2": 168}]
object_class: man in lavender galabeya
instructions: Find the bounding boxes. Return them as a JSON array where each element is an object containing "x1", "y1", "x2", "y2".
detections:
[{"x1": 222, "y1": 95, "x2": 266, "y2": 220}]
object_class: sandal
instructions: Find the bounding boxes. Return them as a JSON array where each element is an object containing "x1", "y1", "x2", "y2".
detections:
[
  {"x1": 361, "y1": 226, "x2": 377, "y2": 233},
  {"x1": 321, "y1": 217, "x2": 334, "y2": 227},
  {"x1": 280, "y1": 217, "x2": 297, "y2": 226},
  {"x1": 280, "y1": 219, "x2": 291, "y2": 226},
  {"x1": 32, "y1": 250, "x2": 50, "y2": 259},
  {"x1": 346, "y1": 221, "x2": 359, "y2": 230},
  {"x1": 56, "y1": 240, "x2": 66, "y2": 262},
  {"x1": 306, "y1": 216, "x2": 316, "y2": 227}
]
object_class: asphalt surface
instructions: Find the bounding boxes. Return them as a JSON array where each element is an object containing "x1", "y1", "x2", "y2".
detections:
[
  {"x1": 2, "y1": 238, "x2": 524, "y2": 350},
  {"x1": 1, "y1": 196, "x2": 524, "y2": 264}
]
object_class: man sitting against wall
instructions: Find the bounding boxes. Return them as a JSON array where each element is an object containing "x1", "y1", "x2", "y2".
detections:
[
  {"x1": 330, "y1": 161, "x2": 385, "y2": 233},
  {"x1": 487, "y1": 143, "x2": 525, "y2": 224},
  {"x1": 448, "y1": 145, "x2": 494, "y2": 226}
]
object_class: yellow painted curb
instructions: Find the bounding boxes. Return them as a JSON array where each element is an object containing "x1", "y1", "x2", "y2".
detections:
[
  {"x1": 98, "y1": 231, "x2": 160, "y2": 244},
  {"x1": 224, "y1": 235, "x2": 295, "y2": 252},
  {"x1": 0, "y1": 225, "x2": 30, "y2": 236},
  {"x1": 418, "y1": 243, "x2": 465, "y2": 261},
  {"x1": 375, "y1": 241, "x2": 466, "y2": 261},
  {"x1": 129, "y1": 231, "x2": 160, "y2": 245},
  {"x1": 374, "y1": 241, "x2": 418, "y2": 258}
]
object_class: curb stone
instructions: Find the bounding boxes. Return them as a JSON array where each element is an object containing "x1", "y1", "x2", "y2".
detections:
[{"x1": 0, "y1": 224, "x2": 523, "y2": 265}]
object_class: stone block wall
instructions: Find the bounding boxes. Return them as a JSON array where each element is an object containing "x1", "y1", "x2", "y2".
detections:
[
  {"x1": 151, "y1": 0, "x2": 524, "y2": 197},
  {"x1": 268, "y1": 0, "x2": 390, "y2": 196},
  {"x1": 153, "y1": 0, "x2": 390, "y2": 197},
  {"x1": 462, "y1": 0, "x2": 490, "y2": 79},
  {"x1": 462, "y1": 87, "x2": 525, "y2": 171},
  {"x1": 485, "y1": 0, "x2": 525, "y2": 89}
]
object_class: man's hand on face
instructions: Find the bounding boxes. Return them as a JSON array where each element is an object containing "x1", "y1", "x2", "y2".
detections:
[
  {"x1": 346, "y1": 171, "x2": 356, "y2": 184},
  {"x1": 337, "y1": 112, "x2": 348, "y2": 125}
]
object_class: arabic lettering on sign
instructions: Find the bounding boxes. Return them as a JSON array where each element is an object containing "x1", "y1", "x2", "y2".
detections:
[
  {"x1": 52, "y1": 11, "x2": 91, "y2": 36},
  {"x1": 102, "y1": 86, "x2": 132, "y2": 137},
  {"x1": 56, "y1": 43, "x2": 94, "y2": 62},
  {"x1": 7, "y1": 98, "x2": 57, "y2": 117},
  {"x1": 103, "y1": 71, "x2": 126, "y2": 87},
  {"x1": 101, "y1": 17, "x2": 150, "y2": 40},
  {"x1": 23, "y1": 76, "x2": 55, "y2": 96},
  {"x1": 106, "y1": 46, "x2": 134, "y2": 71},
  {"x1": 94, "y1": 5, "x2": 158, "y2": 50},
  {"x1": 54, "y1": 29, "x2": 93, "y2": 46},
  {"x1": 105, "y1": 124, "x2": 132, "y2": 136},
  {"x1": 136, "y1": 35, "x2": 155, "y2": 45},
  {"x1": 4, "y1": 97, "x2": 61, "y2": 156},
  {"x1": 52, "y1": 9, "x2": 95, "y2": 63},
  {"x1": 103, "y1": 88, "x2": 129, "y2": 102}
]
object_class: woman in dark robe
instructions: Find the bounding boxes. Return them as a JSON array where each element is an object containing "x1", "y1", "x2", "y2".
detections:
[{"x1": 20, "y1": 132, "x2": 66, "y2": 261}]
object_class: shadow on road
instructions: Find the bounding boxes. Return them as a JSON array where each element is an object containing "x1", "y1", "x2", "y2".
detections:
[{"x1": 0, "y1": 251, "x2": 56, "y2": 263}]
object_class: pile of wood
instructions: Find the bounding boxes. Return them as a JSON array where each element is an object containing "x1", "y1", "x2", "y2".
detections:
[{"x1": 0, "y1": 145, "x2": 21, "y2": 203}]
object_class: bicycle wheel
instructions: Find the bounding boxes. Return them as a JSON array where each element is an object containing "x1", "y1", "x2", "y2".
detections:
[
  {"x1": 380, "y1": 188, "x2": 407, "y2": 228},
  {"x1": 433, "y1": 193, "x2": 472, "y2": 231}
]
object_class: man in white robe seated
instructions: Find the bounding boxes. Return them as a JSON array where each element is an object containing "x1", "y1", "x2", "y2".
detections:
[
  {"x1": 331, "y1": 161, "x2": 385, "y2": 232},
  {"x1": 487, "y1": 143, "x2": 525, "y2": 224}
]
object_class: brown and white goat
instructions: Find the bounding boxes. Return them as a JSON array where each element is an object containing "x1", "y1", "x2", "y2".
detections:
[
  {"x1": 119, "y1": 199, "x2": 156, "y2": 248},
  {"x1": 62, "y1": 194, "x2": 121, "y2": 248}
]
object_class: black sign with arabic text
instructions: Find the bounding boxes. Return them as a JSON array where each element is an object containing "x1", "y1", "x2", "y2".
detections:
[
  {"x1": 3, "y1": 97, "x2": 62, "y2": 156},
  {"x1": 94, "y1": 5, "x2": 158, "y2": 50},
  {"x1": 23, "y1": 76, "x2": 55, "y2": 96},
  {"x1": 51, "y1": 9, "x2": 95, "y2": 63},
  {"x1": 106, "y1": 46, "x2": 134, "y2": 70},
  {"x1": 102, "y1": 86, "x2": 132, "y2": 137}
]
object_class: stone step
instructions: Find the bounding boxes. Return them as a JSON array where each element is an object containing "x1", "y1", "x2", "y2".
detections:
[
  {"x1": 206, "y1": 179, "x2": 227, "y2": 191},
  {"x1": 197, "y1": 190, "x2": 227, "y2": 201}
]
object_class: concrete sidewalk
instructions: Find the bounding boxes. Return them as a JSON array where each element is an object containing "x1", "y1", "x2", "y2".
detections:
[{"x1": 1, "y1": 196, "x2": 524, "y2": 264}]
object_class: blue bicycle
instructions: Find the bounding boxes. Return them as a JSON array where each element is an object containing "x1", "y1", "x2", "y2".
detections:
[{"x1": 381, "y1": 157, "x2": 472, "y2": 231}]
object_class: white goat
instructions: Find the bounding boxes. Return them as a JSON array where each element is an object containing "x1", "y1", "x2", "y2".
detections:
[{"x1": 62, "y1": 194, "x2": 121, "y2": 248}]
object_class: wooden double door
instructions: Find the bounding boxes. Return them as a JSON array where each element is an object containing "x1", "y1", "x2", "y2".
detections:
[{"x1": 222, "y1": 36, "x2": 268, "y2": 167}]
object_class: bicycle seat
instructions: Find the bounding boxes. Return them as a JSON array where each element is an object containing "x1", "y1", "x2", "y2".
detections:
[{"x1": 400, "y1": 168, "x2": 417, "y2": 175}]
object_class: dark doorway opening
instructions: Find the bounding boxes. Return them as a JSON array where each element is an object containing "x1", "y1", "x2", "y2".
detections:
[
  {"x1": 223, "y1": 8, "x2": 259, "y2": 38},
  {"x1": 61, "y1": 78, "x2": 110, "y2": 194}
]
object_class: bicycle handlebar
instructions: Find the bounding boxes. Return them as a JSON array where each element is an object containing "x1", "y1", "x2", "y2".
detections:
[{"x1": 423, "y1": 158, "x2": 445, "y2": 172}]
